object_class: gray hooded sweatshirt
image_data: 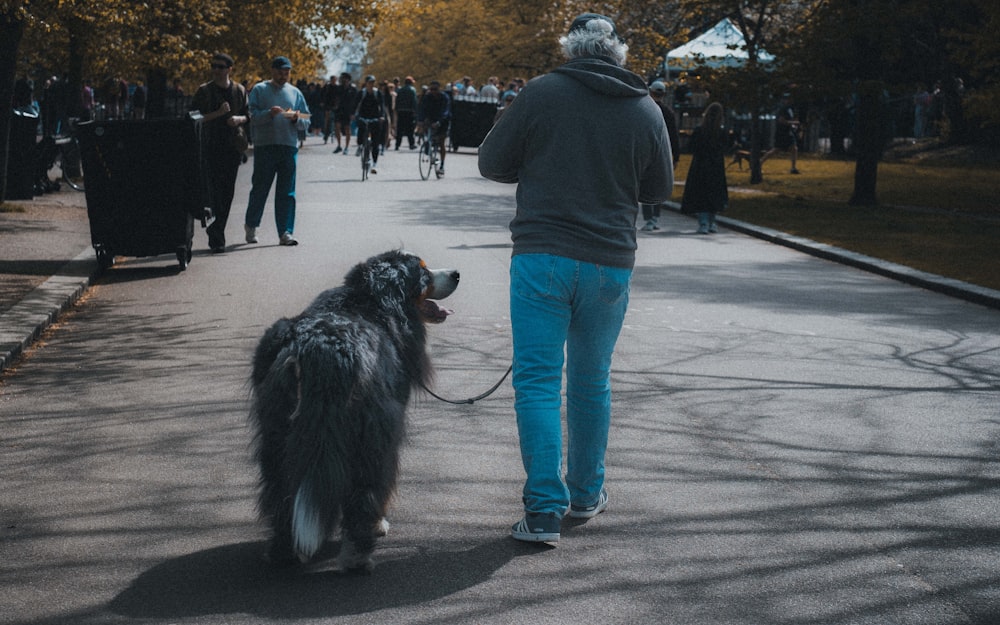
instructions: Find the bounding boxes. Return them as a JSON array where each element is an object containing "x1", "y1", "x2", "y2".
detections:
[{"x1": 478, "y1": 57, "x2": 674, "y2": 269}]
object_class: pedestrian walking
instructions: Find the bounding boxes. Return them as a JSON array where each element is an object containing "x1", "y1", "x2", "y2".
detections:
[
  {"x1": 244, "y1": 56, "x2": 310, "y2": 247},
  {"x1": 191, "y1": 52, "x2": 249, "y2": 253},
  {"x1": 681, "y1": 102, "x2": 728, "y2": 234},
  {"x1": 640, "y1": 80, "x2": 680, "y2": 231},
  {"x1": 395, "y1": 76, "x2": 418, "y2": 150},
  {"x1": 478, "y1": 12, "x2": 674, "y2": 544}
]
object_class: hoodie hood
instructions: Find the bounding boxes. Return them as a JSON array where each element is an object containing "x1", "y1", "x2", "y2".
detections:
[{"x1": 552, "y1": 57, "x2": 649, "y2": 98}]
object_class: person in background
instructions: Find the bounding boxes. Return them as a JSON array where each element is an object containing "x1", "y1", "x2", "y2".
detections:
[
  {"x1": 478, "y1": 12, "x2": 673, "y2": 544},
  {"x1": 381, "y1": 80, "x2": 396, "y2": 154},
  {"x1": 493, "y1": 91, "x2": 516, "y2": 123},
  {"x1": 640, "y1": 80, "x2": 681, "y2": 231},
  {"x1": 394, "y1": 76, "x2": 418, "y2": 150},
  {"x1": 763, "y1": 93, "x2": 800, "y2": 173},
  {"x1": 80, "y1": 79, "x2": 95, "y2": 122},
  {"x1": 243, "y1": 56, "x2": 310, "y2": 247},
  {"x1": 480, "y1": 76, "x2": 501, "y2": 102},
  {"x1": 416, "y1": 80, "x2": 451, "y2": 175},
  {"x1": 192, "y1": 52, "x2": 249, "y2": 253},
  {"x1": 353, "y1": 75, "x2": 386, "y2": 173},
  {"x1": 332, "y1": 72, "x2": 357, "y2": 155},
  {"x1": 681, "y1": 102, "x2": 728, "y2": 234},
  {"x1": 130, "y1": 80, "x2": 146, "y2": 120}
]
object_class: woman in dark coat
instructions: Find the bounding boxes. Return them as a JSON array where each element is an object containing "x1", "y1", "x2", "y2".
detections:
[{"x1": 681, "y1": 102, "x2": 728, "y2": 234}]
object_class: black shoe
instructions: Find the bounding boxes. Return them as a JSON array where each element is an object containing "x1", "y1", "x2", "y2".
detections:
[{"x1": 211, "y1": 246, "x2": 226, "y2": 254}]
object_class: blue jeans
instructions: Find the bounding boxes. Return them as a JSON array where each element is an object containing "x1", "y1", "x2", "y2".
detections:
[
  {"x1": 509, "y1": 254, "x2": 632, "y2": 516},
  {"x1": 245, "y1": 144, "x2": 297, "y2": 235}
]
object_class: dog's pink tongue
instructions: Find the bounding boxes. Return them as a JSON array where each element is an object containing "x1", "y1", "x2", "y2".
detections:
[{"x1": 422, "y1": 300, "x2": 453, "y2": 322}]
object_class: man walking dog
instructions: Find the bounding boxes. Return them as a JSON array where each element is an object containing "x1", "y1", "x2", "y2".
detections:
[{"x1": 479, "y1": 13, "x2": 674, "y2": 543}]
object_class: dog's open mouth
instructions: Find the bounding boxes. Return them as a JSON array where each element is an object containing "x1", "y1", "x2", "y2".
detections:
[{"x1": 419, "y1": 299, "x2": 453, "y2": 323}]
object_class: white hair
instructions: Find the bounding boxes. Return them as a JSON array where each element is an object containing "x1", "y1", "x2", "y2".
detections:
[{"x1": 559, "y1": 17, "x2": 628, "y2": 66}]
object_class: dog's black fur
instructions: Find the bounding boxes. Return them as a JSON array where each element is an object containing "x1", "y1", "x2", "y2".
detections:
[{"x1": 249, "y1": 250, "x2": 459, "y2": 573}]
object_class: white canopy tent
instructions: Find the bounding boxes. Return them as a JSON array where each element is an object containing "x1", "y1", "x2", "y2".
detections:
[{"x1": 664, "y1": 17, "x2": 775, "y2": 74}]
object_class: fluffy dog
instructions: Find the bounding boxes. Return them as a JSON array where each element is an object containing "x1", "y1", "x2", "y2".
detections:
[{"x1": 249, "y1": 250, "x2": 459, "y2": 573}]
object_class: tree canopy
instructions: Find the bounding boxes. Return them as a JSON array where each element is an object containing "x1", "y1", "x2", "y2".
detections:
[
  {"x1": 364, "y1": 0, "x2": 683, "y2": 87},
  {"x1": 8, "y1": 0, "x2": 383, "y2": 90},
  {"x1": 3, "y1": 0, "x2": 997, "y2": 204}
]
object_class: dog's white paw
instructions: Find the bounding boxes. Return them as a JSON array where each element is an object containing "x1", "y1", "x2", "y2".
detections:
[
  {"x1": 337, "y1": 539, "x2": 375, "y2": 574},
  {"x1": 374, "y1": 518, "x2": 390, "y2": 537}
]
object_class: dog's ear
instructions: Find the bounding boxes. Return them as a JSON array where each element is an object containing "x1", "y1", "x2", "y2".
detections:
[{"x1": 348, "y1": 252, "x2": 425, "y2": 303}]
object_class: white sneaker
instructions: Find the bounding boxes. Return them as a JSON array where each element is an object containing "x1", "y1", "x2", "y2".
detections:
[
  {"x1": 245, "y1": 225, "x2": 258, "y2": 244},
  {"x1": 279, "y1": 233, "x2": 298, "y2": 246}
]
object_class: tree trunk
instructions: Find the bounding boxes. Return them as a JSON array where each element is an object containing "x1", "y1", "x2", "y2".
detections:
[
  {"x1": 146, "y1": 68, "x2": 168, "y2": 119},
  {"x1": 849, "y1": 80, "x2": 883, "y2": 206},
  {"x1": 0, "y1": 13, "x2": 26, "y2": 203},
  {"x1": 749, "y1": 108, "x2": 764, "y2": 184},
  {"x1": 942, "y1": 75, "x2": 967, "y2": 144},
  {"x1": 66, "y1": 27, "x2": 86, "y2": 119}
]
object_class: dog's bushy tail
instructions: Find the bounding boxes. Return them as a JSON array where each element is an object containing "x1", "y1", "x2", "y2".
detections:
[{"x1": 282, "y1": 329, "x2": 358, "y2": 562}]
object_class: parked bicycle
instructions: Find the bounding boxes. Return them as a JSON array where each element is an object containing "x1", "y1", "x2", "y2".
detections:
[{"x1": 36, "y1": 118, "x2": 85, "y2": 193}]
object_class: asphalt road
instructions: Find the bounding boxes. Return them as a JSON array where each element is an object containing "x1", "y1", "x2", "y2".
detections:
[{"x1": 2, "y1": 143, "x2": 999, "y2": 625}]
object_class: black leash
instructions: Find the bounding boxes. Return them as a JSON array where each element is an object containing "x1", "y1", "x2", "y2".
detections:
[{"x1": 419, "y1": 365, "x2": 513, "y2": 405}]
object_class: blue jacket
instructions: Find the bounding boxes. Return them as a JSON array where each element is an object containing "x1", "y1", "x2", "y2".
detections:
[{"x1": 248, "y1": 80, "x2": 310, "y2": 148}]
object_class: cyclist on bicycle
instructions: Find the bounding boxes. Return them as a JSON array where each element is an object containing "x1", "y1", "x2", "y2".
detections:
[
  {"x1": 353, "y1": 75, "x2": 386, "y2": 173},
  {"x1": 417, "y1": 80, "x2": 451, "y2": 176}
]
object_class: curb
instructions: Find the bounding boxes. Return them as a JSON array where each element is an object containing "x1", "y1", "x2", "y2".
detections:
[
  {"x1": 663, "y1": 202, "x2": 1000, "y2": 311},
  {"x1": 0, "y1": 247, "x2": 98, "y2": 373}
]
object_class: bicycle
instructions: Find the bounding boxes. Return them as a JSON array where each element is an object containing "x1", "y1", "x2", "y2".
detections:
[
  {"x1": 37, "y1": 118, "x2": 85, "y2": 193},
  {"x1": 54, "y1": 132, "x2": 85, "y2": 191},
  {"x1": 356, "y1": 116, "x2": 380, "y2": 181},
  {"x1": 418, "y1": 124, "x2": 443, "y2": 180}
]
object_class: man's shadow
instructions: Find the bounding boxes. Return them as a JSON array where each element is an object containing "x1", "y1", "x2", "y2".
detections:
[{"x1": 108, "y1": 537, "x2": 535, "y2": 619}]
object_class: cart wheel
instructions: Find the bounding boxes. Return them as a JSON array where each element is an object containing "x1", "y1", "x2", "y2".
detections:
[{"x1": 96, "y1": 248, "x2": 114, "y2": 270}]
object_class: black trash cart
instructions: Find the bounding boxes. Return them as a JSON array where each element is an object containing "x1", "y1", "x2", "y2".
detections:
[
  {"x1": 449, "y1": 96, "x2": 498, "y2": 151},
  {"x1": 78, "y1": 116, "x2": 205, "y2": 270}
]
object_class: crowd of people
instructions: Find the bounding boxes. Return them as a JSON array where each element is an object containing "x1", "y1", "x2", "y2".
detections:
[
  {"x1": 187, "y1": 56, "x2": 534, "y2": 252},
  {"x1": 293, "y1": 72, "x2": 527, "y2": 156}
]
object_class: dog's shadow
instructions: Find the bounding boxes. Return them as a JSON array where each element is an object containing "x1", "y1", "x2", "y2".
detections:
[{"x1": 108, "y1": 538, "x2": 531, "y2": 619}]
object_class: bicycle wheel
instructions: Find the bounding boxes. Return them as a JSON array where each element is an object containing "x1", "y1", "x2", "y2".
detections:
[
  {"x1": 361, "y1": 139, "x2": 371, "y2": 181},
  {"x1": 60, "y1": 138, "x2": 85, "y2": 191},
  {"x1": 432, "y1": 143, "x2": 443, "y2": 179},
  {"x1": 418, "y1": 141, "x2": 432, "y2": 180}
]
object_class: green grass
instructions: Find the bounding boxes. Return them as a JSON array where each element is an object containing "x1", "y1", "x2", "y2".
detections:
[
  {"x1": 0, "y1": 202, "x2": 27, "y2": 213},
  {"x1": 674, "y1": 151, "x2": 1000, "y2": 291}
]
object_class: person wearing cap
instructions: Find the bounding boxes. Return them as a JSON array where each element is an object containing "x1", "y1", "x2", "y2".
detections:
[
  {"x1": 479, "y1": 13, "x2": 673, "y2": 544},
  {"x1": 394, "y1": 76, "x2": 418, "y2": 150},
  {"x1": 191, "y1": 52, "x2": 249, "y2": 253},
  {"x1": 640, "y1": 80, "x2": 681, "y2": 231},
  {"x1": 243, "y1": 55, "x2": 310, "y2": 246}
]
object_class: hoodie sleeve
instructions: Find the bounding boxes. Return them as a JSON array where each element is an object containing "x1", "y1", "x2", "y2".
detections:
[
  {"x1": 638, "y1": 123, "x2": 674, "y2": 205},
  {"x1": 478, "y1": 94, "x2": 526, "y2": 184}
]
